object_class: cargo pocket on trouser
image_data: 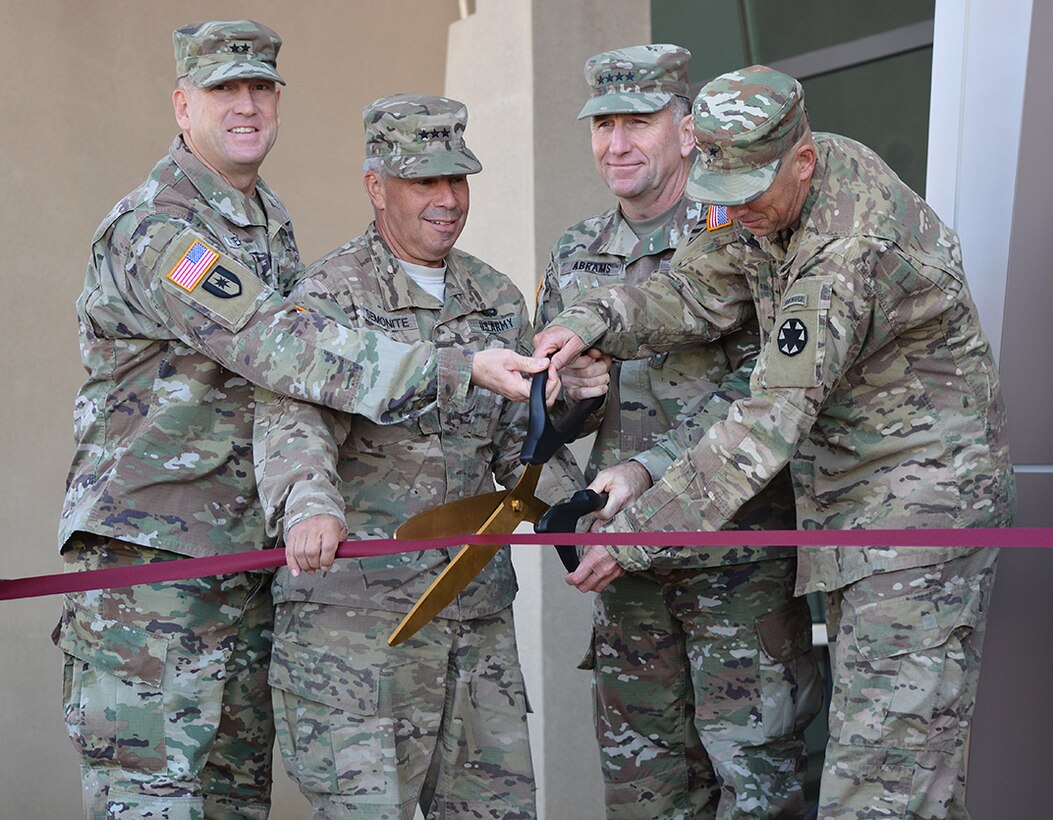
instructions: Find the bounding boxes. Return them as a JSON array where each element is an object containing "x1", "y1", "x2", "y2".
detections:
[
  {"x1": 55, "y1": 600, "x2": 169, "y2": 774},
  {"x1": 835, "y1": 580, "x2": 986, "y2": 754},
  {"x1": 756, "y1": 596, "x2": 824, "y2": 739},
  {"x1": 268, "y1": 634, "x2": 392, "y2": 800}
]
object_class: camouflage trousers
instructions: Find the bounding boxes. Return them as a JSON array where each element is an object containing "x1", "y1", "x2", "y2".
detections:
[
  {"x1": 53, "y1": 534, "x2": 275, "y2": 819},
  {"x1": 586, "y1": 556, "x2": 822, "y2": 819},
  {"x1": 269, "y1": 601, "x2": 535, "y2": 819},
  {"x1": 818, "y1": 548, "x2": 998, "y2": 820}
]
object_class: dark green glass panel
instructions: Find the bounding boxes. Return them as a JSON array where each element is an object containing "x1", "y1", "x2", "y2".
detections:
[{"x1": 802, "y1": 47, "x2": 932, "y2": 195}]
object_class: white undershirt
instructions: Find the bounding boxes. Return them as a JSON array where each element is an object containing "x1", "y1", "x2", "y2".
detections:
[{"x1": 399, "y1": 259, "x2": 447, "y2": 303}]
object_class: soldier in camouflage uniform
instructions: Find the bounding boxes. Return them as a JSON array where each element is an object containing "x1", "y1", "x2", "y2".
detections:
[
  {"x1": 253, "y1": 94, "x2": 584, "y2": 819},
  {"x1": 535, "y1": 65, "x2": 1015, "y2": 819},
  {"x1": 53, "y1": 22, "x2": 552, "y2": 820},
  {"x1": 535, "y1": 46, "x2": 819, "y2": 819}
]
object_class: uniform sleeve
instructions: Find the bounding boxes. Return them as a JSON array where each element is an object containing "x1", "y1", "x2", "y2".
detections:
[
  {"x1": 630, "y1": 315, "x2": 762, "y2": 482},
  {"x1": 93, "y1": 214, "x2": 472, "y2": 424},
  {"x1": 607, "y1": 243, "x2": 873, "y2": 571},
  {"x1": 253, "y1": 387, "x2": 352, "y2": 538},
  {"x1": 548, "y1": 240, "x2": 755, "y2": 359}
]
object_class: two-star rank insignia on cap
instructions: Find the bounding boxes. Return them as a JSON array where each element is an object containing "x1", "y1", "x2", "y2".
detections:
[{"x1": 777, "y1": 318, "x2": 808, "y2": 356}]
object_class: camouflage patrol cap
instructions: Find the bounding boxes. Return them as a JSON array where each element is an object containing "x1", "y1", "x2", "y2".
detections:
[
  {"x1": 687, "y1": 65, "x2": 808, "y2": 205},
  {"x1": 173, "y1": 20, "x2": 285, "y2": 88},
  {"x1": 363, "y1": 93, "x2": 482, "y2": 179},
  {"x1": 578, "y1": 44, "x2": 691, "y2": 120}
]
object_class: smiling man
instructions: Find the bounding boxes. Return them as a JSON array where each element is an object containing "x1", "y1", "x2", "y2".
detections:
[
  {"x1": 535, "y1": 65, "x2": 1016, "y2": 820},
  {"x1": 52, "y1": 22, "x2": 552, "y2": 820},
  {"x1": 534, "y1": 46, "x2": 819, "y2": 819},
  {"x1": 252, "y1": 94, "x2": 583, "y2": 818}
]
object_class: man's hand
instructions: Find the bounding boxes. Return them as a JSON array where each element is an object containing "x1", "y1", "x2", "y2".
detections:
[
  {"x1": 588, "y1": 460, "x2": 654, "y2": 522},
  {"x1": 533, "y1": 325, "x2": 587, "y2": 370},
  {"x1": 565, "y1": 460, "x2": 655, "y2": 593},
  {"x1": 471, "y1": 349, "x2": 557, "y2": 403},
  {"x1": 285, "y1": 514, "x2": 347, "y2": 577},
  {"x1": 561, "y1": 349, "x2": 611, "y2": 400},
  {"x1": 565, "y1": 544, "x2": 624, "y2": 593}
]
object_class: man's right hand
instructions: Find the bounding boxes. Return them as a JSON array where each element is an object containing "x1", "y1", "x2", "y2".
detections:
[
  {"x1": 588, "y1": 460, "x2": 654, "y2": 523},
  {"x1": 471, "y1": 348, "x2": 557, "y2": 403},
  {"x1": 533, "y1": 325, "x2": 587, "y2": 370},
  {"x1": 286, "y1": 514, "x2": 347, "y2": 577}
]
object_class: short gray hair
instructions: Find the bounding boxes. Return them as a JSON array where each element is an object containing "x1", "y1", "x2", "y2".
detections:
[
  {"x1": 363, "y1": 156, "x2": 389, "y2": 176},
  {"x1": 668, "y1": 95, "x2": 691, "y2": 121}
]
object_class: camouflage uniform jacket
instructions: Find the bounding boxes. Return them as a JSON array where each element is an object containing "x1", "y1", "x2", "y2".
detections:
[
  {"x1": 255, "y1": 224, "x2": 583, "y2": 618},
  {"x1": 552, "y1": 134, "x2": 1016, "y2": 593},
  {"x1": 537, "y1": 197, "x2": 794, "y2": 568},
  {"x1": 61, "y1": 137, "x2": 474, "y2": 558}
]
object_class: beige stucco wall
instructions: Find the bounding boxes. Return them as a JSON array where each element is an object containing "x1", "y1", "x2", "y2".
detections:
[
  {"x1": 445, "y1": 3, "x2": 650, "y2": 816},
  {"x1": 0, "y1": 2, "x2": 461, "y2": 816}
]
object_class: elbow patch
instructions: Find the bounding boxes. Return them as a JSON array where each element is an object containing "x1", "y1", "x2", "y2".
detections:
[{"x1": 161, "y1": 231, "x2": 267, "y2": 332}]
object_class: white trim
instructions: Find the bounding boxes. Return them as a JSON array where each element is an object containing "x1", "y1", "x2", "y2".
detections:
[{"x1": 927, "y1": 0, "x2": 1035, "y2": 358}]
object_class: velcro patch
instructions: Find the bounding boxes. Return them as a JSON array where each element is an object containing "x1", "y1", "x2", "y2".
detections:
[
  {"x1": 160, "y1": 231, "x2": 266, "y2": 332},
  {"x1": 166, "y1": 237, "x2": 220, "y2": 291},
  {"x1": 707, "y1": 204, "x2": 732, "y2": 231},
  {"x1": 761, "y1": 278, "x2": 832, "y2": 390}
]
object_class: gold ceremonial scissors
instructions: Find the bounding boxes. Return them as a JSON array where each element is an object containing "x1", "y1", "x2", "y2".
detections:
[{"x1": 387, "y1": 373, "x2": 603, "y2": 646}]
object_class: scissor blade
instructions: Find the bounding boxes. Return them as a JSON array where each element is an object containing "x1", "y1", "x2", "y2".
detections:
[
  {"x1": 388, "y1": 467, "x2": 543, "y2": 646},
  {"x1": 394, "y1": 490, "x2": 511, "y2": 540},
  {"x1": 387, "y1": 543, "x2": 503, "y2": 646}
]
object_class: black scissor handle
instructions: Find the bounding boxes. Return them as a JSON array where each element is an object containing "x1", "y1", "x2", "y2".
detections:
[
  {"x1": 535, "y1": 489, "x2": 609, "y2": 572},
  {"x1": 521, "y1": 372, "x2": 604, "y2": 465}
]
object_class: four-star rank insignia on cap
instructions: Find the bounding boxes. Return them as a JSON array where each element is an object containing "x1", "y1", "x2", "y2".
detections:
[{"x1": 777, "y1": 318, "x2": 808, "y2": 356}]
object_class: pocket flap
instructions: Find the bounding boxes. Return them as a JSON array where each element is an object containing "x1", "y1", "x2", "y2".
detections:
[
  {"x1": 853, "y1": 583, "x2": 982, "y2": 661},
  {"x1": 54, "y1": 602, "x2": 168, "y2": 688},
  {"x1": 269, "y1": 634, "x2": 380, "y2": 714},
  {"x1": 756, "y1": 598, "x2": 813, "y2": 662}
]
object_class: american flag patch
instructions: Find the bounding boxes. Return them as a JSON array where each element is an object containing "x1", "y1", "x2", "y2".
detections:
[
  {"x1": 167, "y1": 239, "x2": 219, "y2": 291},
  {"x1": 707, "y1": 204, "x2": 731, "y2": 231}
]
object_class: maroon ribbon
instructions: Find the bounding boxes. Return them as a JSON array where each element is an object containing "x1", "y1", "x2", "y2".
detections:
[{"x1": 2, "y1": 527, "x2": 1049, "y2": 602}]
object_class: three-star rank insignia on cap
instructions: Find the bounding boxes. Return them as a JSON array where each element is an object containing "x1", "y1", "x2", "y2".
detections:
[{"x1": 777, "y1": 318, "x2": 808, "y2": 356}]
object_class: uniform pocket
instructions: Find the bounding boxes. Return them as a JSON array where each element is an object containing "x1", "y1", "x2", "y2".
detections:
[
  {"x1": 756, "y1": 598, "x2": 823, "y2": 738},
  {"x1": 839, "y1": 583, "x2": 983, "y2": 752},
  {"x1": 55, "y1": 602, "x2": 169, "y2": 772},
  {"x1": 269, "y1": 634, "x2": 393, "y2": 797}
]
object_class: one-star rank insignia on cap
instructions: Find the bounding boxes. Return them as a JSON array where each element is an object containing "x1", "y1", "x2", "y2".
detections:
[{"x1": 777, "y1": 318, "x2": 808, "y2": 356}]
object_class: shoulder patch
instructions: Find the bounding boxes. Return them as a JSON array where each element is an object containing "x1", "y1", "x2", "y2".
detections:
[
  {"x1": 707, "y1": 204, "x2": 732, "y2": 232},
  {"x1": 166, "y1": 237, "x2": 221, "y2": 292},
  {"x1": 160, "y1": 231, "x2": 267, "y2": 332}
]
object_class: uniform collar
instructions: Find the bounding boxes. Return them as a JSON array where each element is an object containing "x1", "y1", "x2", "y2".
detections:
[
  {"x1": 169, "y1": 135, "x2": 290, "y2": 232},
  {"x1": 364, "y1": 222, "x2": 485, "y2": 317},
  {"x1": 591, "y1": 194, "x2": 703, "y2": 265}
]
